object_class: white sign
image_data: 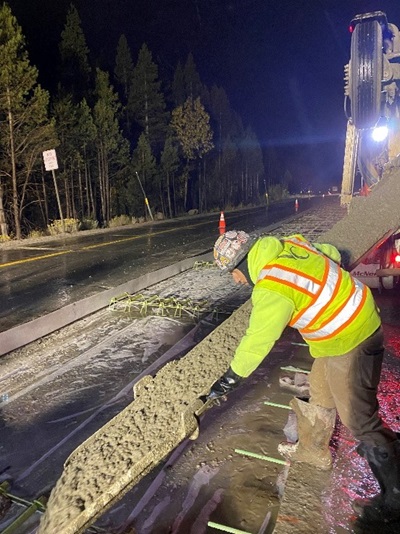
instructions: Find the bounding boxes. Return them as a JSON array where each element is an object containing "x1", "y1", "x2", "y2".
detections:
[
  {"x1": 351, "y1": 263, "x2": 379, "y2": 277},
  {"x1": 43, "y1": 149, "x2": 58, "y2": 171}
]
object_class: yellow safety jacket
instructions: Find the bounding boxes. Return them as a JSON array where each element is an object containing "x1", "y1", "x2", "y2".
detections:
[{"x1": 230, "y1": 234, "x2": 381, "y2": 378}]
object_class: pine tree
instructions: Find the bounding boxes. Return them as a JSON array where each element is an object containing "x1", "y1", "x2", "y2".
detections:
[
  {"x1": 220, "y1": 134, "x2": 239, "y2": 206},
  {"x1": 171, "y1": 96, "x2": 213, "y2": 210},
  {"x1": 93, "y1": 68, "x2": 130, "y2": 224},
  {"x1": 171, "y1": 61, "x2": 186, "y2": 107},
  {"x1": 209, "y1": 85, "x2": 238, "y2": 172},
  {"x1": 172, "y1": 54, "x2": 204, "y2": 108},
  {"x1": 0, "y1": 3, "x2": 57, "y2": 239},
  {"x1": 52, "y1": 95, "x2": 78, "y2": 219},
  {"x1": 114, "y1": 34, "x2": 134, "y2": 137},
  {"x1": 53, "y1": 95, "x2": 97, "y2": 220},
  {"x1": 59, "y1": 4, "x2": 91, "y2": 102},
  {"x1": 183, "y1": 53, "x2": 203, "y2": 100},
  {"x1": 114, "y1": 35, "x2": 134, "y2": 105},
  {"x1": 238, "y1": 127, "x2": 264, "y2": 204},
  {"x1": 75, "y1": 99, "x2": 97, "y2": 218},
  {"x1": 161, "y1": 134, "x2": 180, "y2": 217},
  {"x1": 128, "y1": 43, "x2": 168, "y2": 151}
]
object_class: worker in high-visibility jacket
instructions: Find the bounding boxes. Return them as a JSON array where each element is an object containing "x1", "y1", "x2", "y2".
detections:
[{"x1": 210, "y1": 230, "x2": 400, "y2": 525}]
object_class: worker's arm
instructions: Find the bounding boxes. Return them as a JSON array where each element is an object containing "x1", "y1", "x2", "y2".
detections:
[
  {"x1": 206, "y1": 288, "x2": 294, "y2": 401},
  {"x1": 230, "y1": 288, "x2": 294, "y2": 377}
]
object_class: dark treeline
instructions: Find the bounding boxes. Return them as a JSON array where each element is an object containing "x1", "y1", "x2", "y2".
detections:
[{"x1": 0, "y1": 3, "x2": 288, "y2": 240}]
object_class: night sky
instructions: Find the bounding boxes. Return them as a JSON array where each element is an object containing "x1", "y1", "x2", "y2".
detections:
[{"x1": 6, "y1": 0, "x2": 400, "y2": 190}]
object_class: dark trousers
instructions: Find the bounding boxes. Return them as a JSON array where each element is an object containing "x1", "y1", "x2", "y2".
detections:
[{"x1": 309, "y1": 327, "x2": 397, "y2": 447}]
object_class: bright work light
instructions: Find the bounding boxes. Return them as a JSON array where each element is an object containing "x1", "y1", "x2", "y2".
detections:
[{"x1": 371, "y1": 124, "x2": 389, "y2": 142}]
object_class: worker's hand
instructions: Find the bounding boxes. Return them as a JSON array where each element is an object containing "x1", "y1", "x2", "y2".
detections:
[
  {"x1": 206, "y1": 367, "x2": 243, "y2": 401},
  {"x1": 231, "y1": 268, "x2": 249, "y2": 285}
]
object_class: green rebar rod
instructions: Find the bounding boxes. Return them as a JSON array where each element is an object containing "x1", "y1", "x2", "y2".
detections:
[
  {"x1": 193, "y1": 261, "x2": 215, "y2": 270},
  {"x1": 235, "y1": 448, "x2": 289, "y2": 466},
  {"x1": 1, "y1": 496, "x2": 47, "y2": 534},
  {"x1": 264, "y1": 401, "x2": 291, "y2": 410},
  {"x1": 0, "y1": 483, "x2": 46, "y2": 511},
  {"x1": 280, "y1": 365, "x2": 310, "y2": 374},
  {"x1": 208, "y1": 521, "x2": 252, "y2": 534},
  {"x1": 109, "y1": 292, "x2": 214, "y2": 318},
  {"x1": 109, "y1": 293, "x2": 130, "y2": 309},
  {"x1": 0, "y1": 481, "x2": 10, "y2": 492}
]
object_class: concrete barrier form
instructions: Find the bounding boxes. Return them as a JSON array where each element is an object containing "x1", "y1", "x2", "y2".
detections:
[{"x1": 0, "y1": 251, "x2": 213, "y2": 357}]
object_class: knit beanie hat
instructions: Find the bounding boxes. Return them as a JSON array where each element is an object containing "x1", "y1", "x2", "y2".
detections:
[{"x1": 213, "y1": 230, "x2": 257, "y2": 272}]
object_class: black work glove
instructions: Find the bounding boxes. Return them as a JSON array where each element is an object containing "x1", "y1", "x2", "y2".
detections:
[{"x1": 206, "y1": 367, "x2": 243, "y2": 401}]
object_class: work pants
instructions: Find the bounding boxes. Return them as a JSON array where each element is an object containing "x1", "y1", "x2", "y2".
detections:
[{"x1": 309, "y1": 327, "x2": 397, "y2": 447}]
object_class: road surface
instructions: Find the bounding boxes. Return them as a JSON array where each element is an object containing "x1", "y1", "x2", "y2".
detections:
[{"x1": 0, "y1": 200, "x2": 314, "y2": 333}]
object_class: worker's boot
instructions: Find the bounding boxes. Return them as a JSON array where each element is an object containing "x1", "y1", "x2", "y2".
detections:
[
  {"x1": 353, "y1": 439, "x2": 400, "y2": 523},
  {"x1": 278, "y1": 397, "x2": 336, "y2": 470}
]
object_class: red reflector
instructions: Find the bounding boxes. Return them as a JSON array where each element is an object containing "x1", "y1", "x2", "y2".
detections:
[{"x1": 349, "y1": 25, "x2": 354, "y2": 33}]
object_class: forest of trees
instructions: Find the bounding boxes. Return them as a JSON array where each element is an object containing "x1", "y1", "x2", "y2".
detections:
[{"x1": 0, "y1": 3, "x2": 289, "y2": 240}]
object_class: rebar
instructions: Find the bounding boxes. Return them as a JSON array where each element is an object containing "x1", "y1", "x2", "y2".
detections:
[{"x1": 235, "y1": 448, "x2": 289, "y2": 466}]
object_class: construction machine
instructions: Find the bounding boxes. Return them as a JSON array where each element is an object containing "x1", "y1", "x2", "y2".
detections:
[{"x1": 341, "y1": 11, "x2": 400, "y2": 288}]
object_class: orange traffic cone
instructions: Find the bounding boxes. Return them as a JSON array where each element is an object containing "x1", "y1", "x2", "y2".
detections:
[
  {"x1": 219, "y1": 211, "x2": 226, "y2": 234},
  {"x1": 295, "y1": 199, "x2": 299, "y2": 212}
]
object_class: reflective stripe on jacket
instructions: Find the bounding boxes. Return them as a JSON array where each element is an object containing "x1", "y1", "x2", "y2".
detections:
[{"x1": 256, "y1": 236, "x2": 368, "y2": 342}]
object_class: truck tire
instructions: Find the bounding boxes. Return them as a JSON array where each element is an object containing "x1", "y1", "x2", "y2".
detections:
[
  {"x1": 350, "y1": 20, "x2": 383, "y2": 129},
  {"x1": 340, "y1": 121, "x2": 359, "y2": 205}
]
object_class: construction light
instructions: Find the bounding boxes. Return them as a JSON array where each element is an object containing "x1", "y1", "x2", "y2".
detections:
[{"x1": 371, "y1": 124, "x2": 389, "y2": 142}]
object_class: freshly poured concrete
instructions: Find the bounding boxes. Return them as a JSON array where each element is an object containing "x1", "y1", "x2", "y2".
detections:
[{"x1": 38, "y1": 302, "x2": 253, "y2": 533}]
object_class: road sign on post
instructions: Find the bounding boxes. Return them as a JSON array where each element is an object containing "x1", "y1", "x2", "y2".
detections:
[
  {"x1": 42, "y1": 149, "x2": 59, "y2": 171},
  {"x1": 43, "y1": 149, "x2": 64, "y2": 232}
]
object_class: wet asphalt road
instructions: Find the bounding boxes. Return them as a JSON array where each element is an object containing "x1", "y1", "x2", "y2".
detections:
[{"x1": 0, "y1": 199, "x2": 318, "y2": 332}]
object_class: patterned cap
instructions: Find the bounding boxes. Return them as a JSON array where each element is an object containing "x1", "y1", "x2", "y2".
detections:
[{"x1": 213, "y1": 230, "x2": 256, "y2": 272}]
